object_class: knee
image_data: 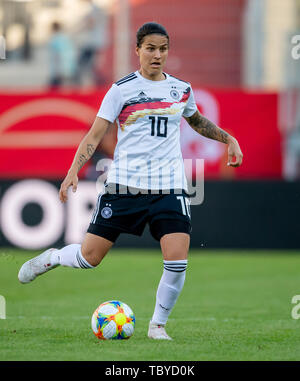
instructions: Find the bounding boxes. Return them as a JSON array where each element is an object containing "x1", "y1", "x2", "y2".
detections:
[{"x1": 160, "y1": 233, "x2": 190, "y2": 260}]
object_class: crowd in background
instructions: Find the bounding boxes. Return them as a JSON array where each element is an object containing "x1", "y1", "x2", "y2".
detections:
[
  {"x1": 0, "y1": 0, "x2": 109, "y2": 88},
  {"x1": 48, "y1": 0, "x2": 108, "y2": 87}
]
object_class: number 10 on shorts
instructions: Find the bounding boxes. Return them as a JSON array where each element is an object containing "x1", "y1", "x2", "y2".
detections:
[{"x1": 177, "y1": 196, "x2": 191, "y2": 218}]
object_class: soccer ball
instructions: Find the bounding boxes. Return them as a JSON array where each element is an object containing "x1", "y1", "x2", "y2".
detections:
[{"x1": 91, "y1": 300, "x2": 135, "y2": 340}]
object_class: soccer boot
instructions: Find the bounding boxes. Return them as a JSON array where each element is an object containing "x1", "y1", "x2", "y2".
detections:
[
  {"x1": 148, "y1": 321, "x2": 172, "y2": 340},
  {"x1": 18, "y1": 248, "x2": 59, "y2": 284}
]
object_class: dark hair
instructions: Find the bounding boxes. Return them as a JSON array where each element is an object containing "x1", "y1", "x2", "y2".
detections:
[{"x1": 136, "y1": 22, "x2": 169, "y2": 48}]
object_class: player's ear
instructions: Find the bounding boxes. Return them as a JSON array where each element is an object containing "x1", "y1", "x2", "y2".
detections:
[{"x1": 135, "y1": 46, "x2": 140, "y2": 57}]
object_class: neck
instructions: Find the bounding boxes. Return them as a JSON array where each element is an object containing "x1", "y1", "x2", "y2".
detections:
[{"x1": 139, "y1": 68, "x2": 165, "y2": 81}]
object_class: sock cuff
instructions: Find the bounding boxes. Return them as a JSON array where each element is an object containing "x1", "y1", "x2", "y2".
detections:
[
  {"x1": 76, "y1": 248, "x2": 94, "y2": 269},
  {"x1": 163, "y1": 259, "x2": 187, "y2": 273}
]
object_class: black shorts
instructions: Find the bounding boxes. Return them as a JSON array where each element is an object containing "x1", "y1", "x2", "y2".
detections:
[{"x1": 87, "y1": 186, "x2": 192, "y2": 243}]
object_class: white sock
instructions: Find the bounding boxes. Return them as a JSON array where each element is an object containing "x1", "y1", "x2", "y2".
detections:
[
  {"x1": 50, "y1": 244, "x2": 94, "y2": 269},
  {"x1": 151, "y1": 259, "x2": 187, "y2": 326}
]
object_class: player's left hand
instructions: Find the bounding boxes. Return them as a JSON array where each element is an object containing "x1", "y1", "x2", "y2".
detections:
[
  {"x1": 227, "y1": 137, "x2": 243, "y2": 167},
  {"x1": 59, "y1": 170, "x2": 78, "y2": 203}
]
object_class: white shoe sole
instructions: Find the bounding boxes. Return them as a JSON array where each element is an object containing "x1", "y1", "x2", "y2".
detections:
[{"x1": 148, "y1": 333, "x2": 172, "y2": 340}]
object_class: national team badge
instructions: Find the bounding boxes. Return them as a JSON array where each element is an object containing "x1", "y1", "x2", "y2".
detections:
[
  {"x1": 101, "y1": 207, "x2": 113, "y2": 219},
  {"x1": 170, "y1": 89, "x2": 180, "y2": 100}
]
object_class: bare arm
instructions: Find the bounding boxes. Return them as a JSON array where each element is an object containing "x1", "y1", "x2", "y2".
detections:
[
  {"x1": 59, "y1": 117, "x2": 111, "y2": 202},
  {"x1": 184, "y1": 110, "x2": 243, "y2": 167}
]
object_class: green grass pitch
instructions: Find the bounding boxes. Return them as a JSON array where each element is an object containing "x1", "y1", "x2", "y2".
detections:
[{"x1": 1, "y1": 248, "x2": 300, "y2": 361}]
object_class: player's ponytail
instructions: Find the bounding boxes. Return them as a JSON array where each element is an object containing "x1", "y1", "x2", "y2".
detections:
[{"x1": 136, "y1": 22, "x2": 169, "y2": 47}]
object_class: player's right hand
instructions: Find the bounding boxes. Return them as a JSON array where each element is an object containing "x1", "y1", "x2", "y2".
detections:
[{"x1": 59, "y1": 170, "x2": 78, "y2": 203}]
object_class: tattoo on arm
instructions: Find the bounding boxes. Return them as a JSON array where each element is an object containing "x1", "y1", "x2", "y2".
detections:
[
  {"x1": 87, "y1": 144, "x2": 95, "y2": 157},
  {"x1": 77, "y1": 143, "x2": 96, "y2": 170},
  {"x1": 186, "y1": 111, "x2": 229, "y2": 144},
  {"x1": 77, "y1": 154, "x2": 88, "y2": 171}
]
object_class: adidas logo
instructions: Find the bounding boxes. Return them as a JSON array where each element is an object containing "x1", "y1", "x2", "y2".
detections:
[{"x1": 138, "y1": 91, "x2": 147, "y2": 97}]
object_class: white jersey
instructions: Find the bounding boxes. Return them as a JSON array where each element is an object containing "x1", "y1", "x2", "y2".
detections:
[{"x1": 97, "y1": 70, "x2": 197, "y2": 190}]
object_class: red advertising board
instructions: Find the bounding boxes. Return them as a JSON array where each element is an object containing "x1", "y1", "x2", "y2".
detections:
[{"x1": 0, "y1": 88, "x2": 281, "y2": 180}]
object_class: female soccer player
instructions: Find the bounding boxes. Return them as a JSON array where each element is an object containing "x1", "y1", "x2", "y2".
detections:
[{"x1": 18, "y1": 22, "x2": 243, "y2": 340}]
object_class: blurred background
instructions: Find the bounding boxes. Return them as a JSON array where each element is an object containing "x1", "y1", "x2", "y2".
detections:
[{"x1": 0, "y1": 0, "x2": 299, "y2": 250}]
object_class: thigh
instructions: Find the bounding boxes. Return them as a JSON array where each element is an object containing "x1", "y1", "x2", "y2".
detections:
[
  {"x1": 148, "y1": 191, "x2": 192, "y2": 243},
  {"x1": 149, "y1": 218, "x2": 191, "y2": 242},
  {"x1": 91, "y1": 192, "x2": 149, "y2": 236},
  {"x1": 149, "y1": 192, "x2": 191, "y2": 227},
  {"x1": 160, "y1": 232, "x2": 190, "y2": 261}
]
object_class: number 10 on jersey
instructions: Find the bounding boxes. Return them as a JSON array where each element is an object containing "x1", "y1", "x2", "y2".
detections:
[{"x1": 149, "y1": 116, "x2": 168, "y2": 137}]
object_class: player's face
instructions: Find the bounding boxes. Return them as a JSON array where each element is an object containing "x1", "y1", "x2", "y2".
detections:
[{"x1": 136, "y1": 34, "x2": 169, "y2": 80}]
